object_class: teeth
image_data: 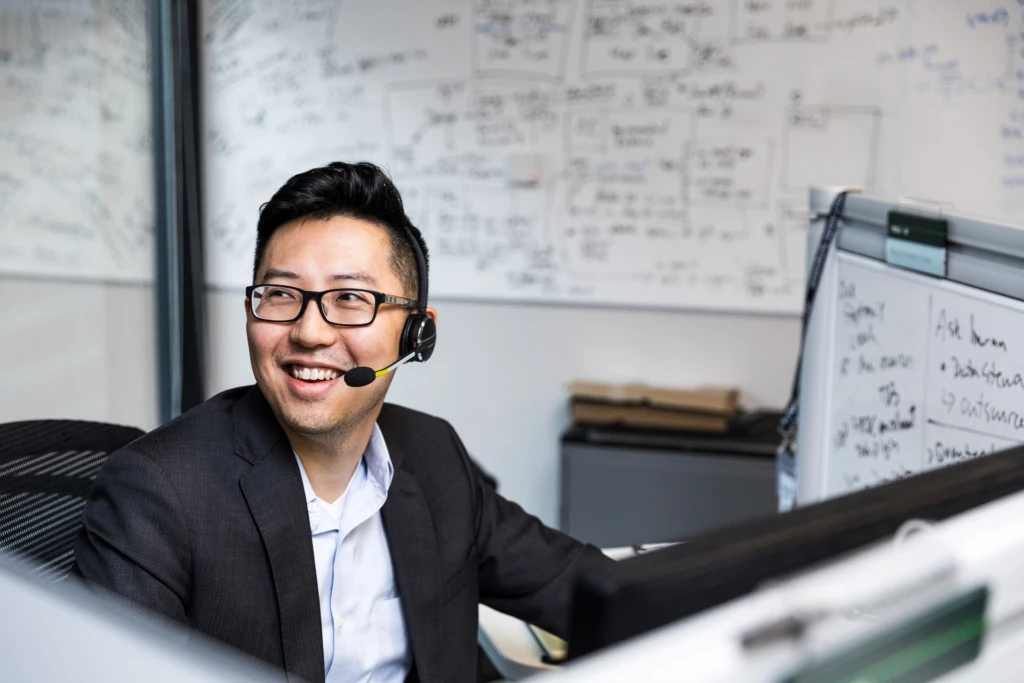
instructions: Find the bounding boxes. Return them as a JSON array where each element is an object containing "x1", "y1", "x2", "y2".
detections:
[{"x1": 291, "y1": 366, "x2": 339, "y2": 381}]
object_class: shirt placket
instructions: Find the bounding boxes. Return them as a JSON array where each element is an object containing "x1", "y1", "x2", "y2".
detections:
[{"x1": 329, "y1": 478, "x2": 388, "y2": 681}]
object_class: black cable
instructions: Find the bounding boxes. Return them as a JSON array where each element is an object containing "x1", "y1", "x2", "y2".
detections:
[{"x1": 779, "y1": 191, "x2": 850, "y2": 435}]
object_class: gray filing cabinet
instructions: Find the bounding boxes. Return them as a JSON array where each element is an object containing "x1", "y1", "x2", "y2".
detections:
[{"x1": 560, "y1": 418, "x2": 779, "y2": 547}]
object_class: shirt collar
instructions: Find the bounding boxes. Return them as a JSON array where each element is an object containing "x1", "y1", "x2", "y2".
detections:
[
  {"x1": 364, "y1": 422, "x2": 395, "y2": 497},
  {"x1": 293, "y1": 422, "x2": 395, "y2": 505}
]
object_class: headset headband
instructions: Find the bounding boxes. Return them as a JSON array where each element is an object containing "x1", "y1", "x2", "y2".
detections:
[{"x1": 400, "y1": 221, "x2": 428, "y2": 314}]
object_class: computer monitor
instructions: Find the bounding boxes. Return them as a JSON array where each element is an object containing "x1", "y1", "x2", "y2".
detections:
[{"x1": 568, "y1": 444, "x2": 1024, "y2": 659}]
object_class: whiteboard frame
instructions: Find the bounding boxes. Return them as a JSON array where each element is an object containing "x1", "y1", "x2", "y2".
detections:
[{"x1": 797, "y1": 188, "x2": 1024, "y2": 505}]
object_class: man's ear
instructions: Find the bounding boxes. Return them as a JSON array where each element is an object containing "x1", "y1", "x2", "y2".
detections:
[{"x1": 426, "y1": 306, "x2": 438, "y2": 326}]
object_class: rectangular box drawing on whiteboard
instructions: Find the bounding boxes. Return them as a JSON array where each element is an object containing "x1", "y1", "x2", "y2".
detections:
[{"x1": 797, "y1": 190, "x2": 1024, "y2": 505}]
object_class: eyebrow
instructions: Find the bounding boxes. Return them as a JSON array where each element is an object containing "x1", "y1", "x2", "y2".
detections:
[
  {"x1": 332, "y1": 271, "x2": 379, "y2": 286},
  {"x1": 261, "y1": 268, "x2": 300, "y2": 281},
  {"x1": 260, "y1": 268, "x2": 380, "y2": 287}
]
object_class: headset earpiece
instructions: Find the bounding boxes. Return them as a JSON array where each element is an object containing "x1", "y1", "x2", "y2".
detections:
[
  {"x1": 400, "y1": 314, "x2": 436, "y2": 362},
  {"x1": 395, "y1": 217, "x2": 435, "y2": 365}
]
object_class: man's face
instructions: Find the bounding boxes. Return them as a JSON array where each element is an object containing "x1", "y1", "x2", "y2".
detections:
[{"x1": 245, "y1": 216, "x2": 414, "y2": 439}]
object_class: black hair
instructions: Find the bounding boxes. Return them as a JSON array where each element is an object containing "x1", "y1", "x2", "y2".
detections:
[{"x1": 253, "y1": 161, "x2": 428, "y2": 300}]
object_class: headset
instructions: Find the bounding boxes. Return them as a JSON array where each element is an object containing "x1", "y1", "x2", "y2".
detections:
[{"x1": 343, "y1": 219, "x2": 436, "y2": 388}]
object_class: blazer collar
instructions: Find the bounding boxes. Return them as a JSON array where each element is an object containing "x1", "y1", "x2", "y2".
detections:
[
  {"x1": 231, "y1": 385, "x2": 287, "y2": 465},
  {"x1": 376, "y1": 404, "x2": 408, "y2": 469},
  {"x1": 377, "y1": 411, "x2": 445, "y2": 683},
  {"x1": 234, "y1": 386, "x2": 324, "y2": 683}
]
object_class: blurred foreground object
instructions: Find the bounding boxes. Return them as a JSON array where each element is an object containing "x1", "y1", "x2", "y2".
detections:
[{"x1": 0, "y1": 549, "x2": 283, "y2": 682}]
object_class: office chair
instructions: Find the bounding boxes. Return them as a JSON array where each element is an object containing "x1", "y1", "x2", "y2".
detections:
[{"x1": 0, "y1": 419, "x2": 144, "y2": 582}]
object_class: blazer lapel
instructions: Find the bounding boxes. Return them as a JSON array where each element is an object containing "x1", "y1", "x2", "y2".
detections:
[
  {"x1": 235, "y1": 388, "x2": 324, "y2": 683},
  {"x1": 381, "y1": 457, "x2": 444, "y2": 683}
]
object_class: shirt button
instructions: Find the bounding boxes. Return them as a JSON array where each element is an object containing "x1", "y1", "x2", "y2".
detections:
[
  {"x1": 307, "y1": 501, "x2": 316, "y2": 513},
  {"x1": 337, "y1": 620, "x2": 344, "y2": 630}
]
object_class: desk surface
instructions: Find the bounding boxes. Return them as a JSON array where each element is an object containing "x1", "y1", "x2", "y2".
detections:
[
  {"x1": 477, "y1": 605, "x2": 558, "y2": 681},
  {"x1": 476, "y1": 546, "x2": 677, "y2": 681}
]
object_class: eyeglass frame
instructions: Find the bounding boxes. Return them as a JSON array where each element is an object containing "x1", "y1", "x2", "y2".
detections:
[{"x1": 245, "y1": 284, "x2": 419, "y2": 327}]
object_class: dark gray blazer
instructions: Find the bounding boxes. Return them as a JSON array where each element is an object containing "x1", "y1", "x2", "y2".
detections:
[{"x1": 73, "y1": 386, "x2": 607, "y2": 682}]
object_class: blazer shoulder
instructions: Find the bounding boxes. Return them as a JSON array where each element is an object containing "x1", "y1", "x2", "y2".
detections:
[
  {"x1": 377, "y1": 403, "x2": 469, "y2": 474},
  {"x1": 120, "y1": 386, "x2": 248, "y2": 467},
  {"x1": 378, "y1": 402, "x2": 454, "y2": 437}
]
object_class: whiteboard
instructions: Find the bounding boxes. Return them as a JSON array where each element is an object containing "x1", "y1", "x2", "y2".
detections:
[
  {"x1": 819, "y1": 251, "x2": 1024, "y2": 497},
  {"x1": 0, "y1": 1, "x2": 155, "y2": 282},
  {"x1": 202, "y1": 0, "x2": 1024, "y2": 312}
]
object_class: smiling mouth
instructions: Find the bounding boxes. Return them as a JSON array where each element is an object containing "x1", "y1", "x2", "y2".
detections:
[{"x1": 286, "y1": 364, "x2": 341, "y2": 382}]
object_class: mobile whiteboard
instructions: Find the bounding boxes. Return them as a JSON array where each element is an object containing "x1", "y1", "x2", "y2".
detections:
[{"x1": 797, "y1": 189, "x2": 1024, "y2": 503}]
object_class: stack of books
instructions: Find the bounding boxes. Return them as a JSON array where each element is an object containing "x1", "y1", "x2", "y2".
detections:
[{"x1": 569, "y1": 381, "x2": 740, "y2": 434}]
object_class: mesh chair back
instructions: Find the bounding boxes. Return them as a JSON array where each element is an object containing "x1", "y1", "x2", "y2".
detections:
[{"x1": 0, "y1": 420, "x2": 145, "y2": 582}]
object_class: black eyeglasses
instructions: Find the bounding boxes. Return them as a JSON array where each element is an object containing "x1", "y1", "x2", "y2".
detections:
[{"x1": 245, "y1": 285, "x2": 418, "y2": 326}]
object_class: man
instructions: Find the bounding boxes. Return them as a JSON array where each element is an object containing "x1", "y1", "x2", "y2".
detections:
[{"x1": 74, "y1": 161, "x2": 608, "y2": 683}]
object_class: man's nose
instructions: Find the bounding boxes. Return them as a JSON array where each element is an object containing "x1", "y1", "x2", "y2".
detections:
[{"x1": 289, "y1": 300, "x2": 336, "y2": 347}]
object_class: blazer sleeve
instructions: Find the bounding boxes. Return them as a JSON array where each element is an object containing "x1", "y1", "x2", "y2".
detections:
[
  {"x1": 445, "y1": 424, "x2": 613, "y2": 639},
  {"x1": 72, "y1": 448, "x2": 192, "y2": 626}
]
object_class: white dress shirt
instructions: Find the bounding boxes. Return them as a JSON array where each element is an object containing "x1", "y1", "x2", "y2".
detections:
[{"x1": 294, "y1": 424, "x2": 411, "y2": 682}]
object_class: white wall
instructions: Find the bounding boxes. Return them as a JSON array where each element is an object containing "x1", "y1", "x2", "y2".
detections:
[
  {"x1": 0, "y1": 278, "x2": 160, "y2": 431},
  {"x1": 206, "y1": 291, "x2": 800, "y2": 527}
]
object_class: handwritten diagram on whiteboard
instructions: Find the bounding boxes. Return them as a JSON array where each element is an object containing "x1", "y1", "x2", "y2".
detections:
[
  {"x1": 824, "y1": 253, "x2": 1024, "y2": 497},
  {"x1": 203, "y1": 0, "x2": 1024, "y2": 312},
  {"x1": 0, "y1": 1, "x2": 154, "y2": 282}
]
